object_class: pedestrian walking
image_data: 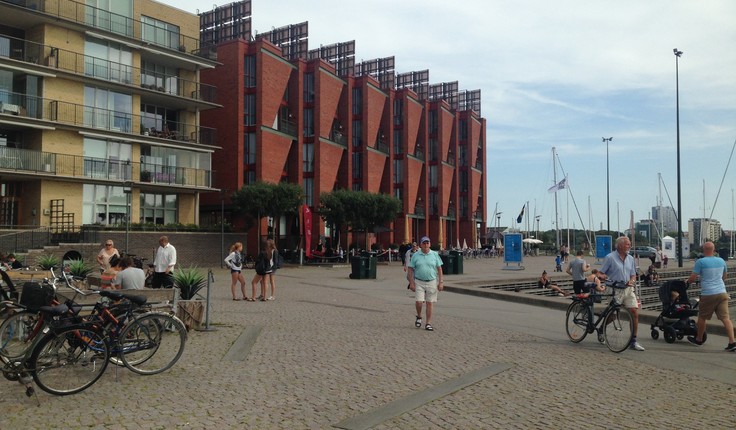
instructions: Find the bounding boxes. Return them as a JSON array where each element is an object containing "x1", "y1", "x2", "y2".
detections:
[
  {"x1": 686, "y1": 241, "x2": 736, "y2": 351},
  {"x1": 407, "y1": 236, "x2": 443, "y2": 331}
]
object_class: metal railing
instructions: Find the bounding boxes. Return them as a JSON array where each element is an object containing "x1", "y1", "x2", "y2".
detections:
[
  {"x1": 0, "y1": 33, "x2": 216, "y2": 104},
  {"x1": 330, "y1": 129, "x2": 347, "y2": 146},
  {"x1": 277, "y1": 117, "x2": 297, "y2": 137},
  {"x1": 0, "y1": 90, "x2": 216, "y2": 146},
  {"x1": 4, "y1": 0, "x2": 209, "y2": 58},
  {"x1": 0, "y1": 146, "x2": 213, "y2": 188}
]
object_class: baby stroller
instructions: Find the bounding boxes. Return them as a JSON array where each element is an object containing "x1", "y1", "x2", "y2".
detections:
[{"x1": 650, "y1": 280, "x2": 703, "y2": 344}]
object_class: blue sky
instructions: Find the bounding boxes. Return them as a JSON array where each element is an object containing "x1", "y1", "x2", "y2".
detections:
[{"x1": 164, "y1": 0, "x2": 736, "y2": 233}]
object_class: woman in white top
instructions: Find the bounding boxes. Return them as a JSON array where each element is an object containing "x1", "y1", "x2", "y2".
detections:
[
  {"x1": 224, "y1": 242, "x2": 247, "y2": 301},
  {"x1": 97, "y1": 239, "x2": 120, "y2": 272}
]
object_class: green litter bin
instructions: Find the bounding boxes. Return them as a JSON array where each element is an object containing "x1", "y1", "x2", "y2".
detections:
[
  {"x1": 449, "y1": 250, "x2": 464, "y2": 274},
  {"x1": 440, "y1": 254, "x2": 456, "y2": 275}
]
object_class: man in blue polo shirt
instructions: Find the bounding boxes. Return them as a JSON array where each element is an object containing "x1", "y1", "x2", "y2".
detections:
[
  {"x1": 686, "y1": 241, "x2": 735, "y2": 351},
  {"x1": 408, "y1": 236, "x2": 444, "y2": 331}
]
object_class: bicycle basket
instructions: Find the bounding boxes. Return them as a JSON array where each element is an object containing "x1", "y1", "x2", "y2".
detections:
[{"x1": 19, "y1": 281, "x2": 55, "y2": 311}]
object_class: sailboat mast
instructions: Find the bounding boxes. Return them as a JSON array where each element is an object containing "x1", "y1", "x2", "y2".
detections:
[{"x1": 552, "y1": 147, "x2": 560, "y2": 249}]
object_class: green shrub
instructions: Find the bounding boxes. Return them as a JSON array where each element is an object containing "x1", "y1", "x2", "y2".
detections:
[
  {"x1": 36, "y1": 254, "x2": 60, "y2": 270},
  {"x1": 172, "y1": 266, "x2": 207, "y2": 300},
  {"x1": 66, "y1": 259, "x2": 94, "y2": 278}
]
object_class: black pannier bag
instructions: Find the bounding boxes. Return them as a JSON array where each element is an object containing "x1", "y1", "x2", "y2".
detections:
[{"x1": 19, "y1": 282, "x2": 55, "y2": 311}]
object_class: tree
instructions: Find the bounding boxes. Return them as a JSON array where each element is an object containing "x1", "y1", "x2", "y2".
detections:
[
  {"x1": 319, "y1": 189, "x2": 401, "y2": 249},
  {"x1": 231, "y1": 181, "x2": 302, "y2": 243}
]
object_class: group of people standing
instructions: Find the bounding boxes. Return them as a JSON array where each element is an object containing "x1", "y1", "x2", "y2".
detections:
[
  {"x1": 96, "y1": 236, "x2": 177, "y2": 290},
  {"x1": 225, "y1": 239, "x2": 279, "y2": 302}
]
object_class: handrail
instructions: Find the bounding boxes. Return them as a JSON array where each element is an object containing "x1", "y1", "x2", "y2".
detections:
[
  {"x1": 0, "y1": 34, "x2": 216, "y2": 103},
  {"x1": 5, "y1": 0, "x2": 209, "y2": 58},
  {"x1": 0, "y1": 89, "x2": 216, "y2": 146},
  {"x1": 0, "y1": 146, "x2": 213, "y2": 188}
]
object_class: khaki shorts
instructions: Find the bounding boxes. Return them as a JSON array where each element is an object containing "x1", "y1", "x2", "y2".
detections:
[
  {"x1": 697, "y1": 293, "x2": 730, "y2": 320},
  {"x1": 415, "y1": 279, "x2": 438, "y2": 303},
  {"x1": 607, "y1": 285, "x2": 638, "y2": 309}
]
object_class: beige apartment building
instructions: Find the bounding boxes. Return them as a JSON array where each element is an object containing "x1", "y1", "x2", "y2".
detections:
[{"x1": 0, "y1": 0, "x2": 219, "y2": 231}]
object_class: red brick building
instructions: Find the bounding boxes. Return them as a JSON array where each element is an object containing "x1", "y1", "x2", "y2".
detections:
[{"x1": 200, "y1": 37, "x2": 486, "y2": 257}]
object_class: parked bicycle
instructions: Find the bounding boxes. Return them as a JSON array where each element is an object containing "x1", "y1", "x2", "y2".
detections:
[
  {"x1": 1, "y1": 269, "x2": 187, "y2": 398},
  {"x1": 565, "y1": 280, "x2": 634, "y2": 353}
]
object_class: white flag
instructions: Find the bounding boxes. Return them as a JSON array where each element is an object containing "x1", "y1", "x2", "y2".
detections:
[{"x1": 547, "y1": 178, "x2": 567, "y2": 193}]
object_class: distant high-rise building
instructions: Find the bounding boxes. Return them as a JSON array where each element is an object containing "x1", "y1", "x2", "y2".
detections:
[
  {"x1": 652, "y1": 205, "x2": 677, "y2": 235},
  {"x1": 687, "y1": 218, "x2": 722, "y2": 247}
]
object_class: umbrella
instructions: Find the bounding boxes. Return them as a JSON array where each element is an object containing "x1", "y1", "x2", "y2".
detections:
[{"x1": 522, "y1": 238, "x2": 543, "y2": 244}]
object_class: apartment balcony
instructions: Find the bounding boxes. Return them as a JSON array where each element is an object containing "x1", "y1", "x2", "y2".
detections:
[
  {"x1": 0, "y1": 146, "x2": 213, "y2": 188},
  {"x1": 2, "y1": 0, "x2": 214, "y2": 59},
  {"x1": 0, "y1": 90, "x2": 216, "y2": 146},
  {"x1": 277, "y1": 117, "x2": 297, "y2": 137},
  {"x1": 0, "y1": 34, "x2": 217, "y2": 105},
  {"x1": 375, "y1": 137, "x2": 389, "y2": 155},
  {"x1": 412, "y1": 145, "x2": 425, "y2": 161},
  {"x1": 329, "y1": 128, "x2": 347, "y2": 147}
]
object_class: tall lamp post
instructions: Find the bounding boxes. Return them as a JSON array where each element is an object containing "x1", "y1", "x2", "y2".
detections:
[
  {"x1": 674, "y1": 48, "x2": 683, "y2": 267},
  {"x1": 123, "y1": 182, "x2": 132, "y2": 255},
  {"x1": 602, "y1": 137, "x2": 613, "y2": 234},
  {"x1": 220, "y1": 189, "x2": 229, "y2": 268}
]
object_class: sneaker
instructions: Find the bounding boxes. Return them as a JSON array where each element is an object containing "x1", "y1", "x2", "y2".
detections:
[
  {"x1": 629, "y1": 341, "x2": 645, "y2": 351},
  {"x1": 267, "y1": 296, "x2": 275, "y2": 301},
  {"x1": 687, "y1": 336, "x2": 704, "y2": 346},
  {"x1": 724, "y1": 342, "x2": 736, "y2": 351},
  {"x1": 415, "y1": 316, "x2": 422, "y2": 328}
]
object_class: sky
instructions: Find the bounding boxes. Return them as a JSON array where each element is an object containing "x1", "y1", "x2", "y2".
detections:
[{"x1": 163, "y1": 0, "x2": 736, "y2": 233}]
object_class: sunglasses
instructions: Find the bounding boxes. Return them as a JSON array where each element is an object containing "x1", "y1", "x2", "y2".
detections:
[{"x1": 106, "y1": 243, "x2": 113, "y2": 246}]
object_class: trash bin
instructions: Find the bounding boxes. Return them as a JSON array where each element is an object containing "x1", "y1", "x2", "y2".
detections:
[
  {"x1": 367, "y1": 254, "x2": 377, "y2": 279},
  {"x1": 718, "y1": 248, "x2": 729, "y2": 261},
  {"x1": 440, "y1": 254, "x2": 456, "y2": 275},
  {"x1": 350, "y1": 256, "x2": 366, "y2": 279},
  {"x1": 449, "y1": 250, "x2": 464, "y2": 274}
]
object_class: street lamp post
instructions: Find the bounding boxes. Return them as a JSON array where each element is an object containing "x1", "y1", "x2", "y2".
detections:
[
  {"x1": 220, "y1": 189, "x2": 228, "y2": 268},
  {"x1": 123, "y1": 182, "x2": 132, "y2": 255},
  {"x1": 535, "y1": 215, "x2": 541, "y2": 241},
  {"x1": 602, "y1": 137, "x2": 613, "y2": 234},
  {"x1": 674, "y1": 48, "x2": 683, "y2": 267}
]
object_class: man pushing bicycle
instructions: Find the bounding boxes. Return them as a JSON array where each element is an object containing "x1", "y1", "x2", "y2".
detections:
[{"x1": 598, "y1": 236, "x2": 645, "y2": 351}]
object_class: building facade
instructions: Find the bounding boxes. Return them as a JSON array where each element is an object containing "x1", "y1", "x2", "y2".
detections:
[
  {"x1": 688, "y1": 218, "x2": 722, "y2": 247},
  {"x1": 200, "y1": 37, "x2": 487, "y2": 255},
  {"x1": 651, "y1": 205, "x2": 677, "y2": 234},
  {"x1": 0, "y1": 0, "x2": 219, "y2": 233}
]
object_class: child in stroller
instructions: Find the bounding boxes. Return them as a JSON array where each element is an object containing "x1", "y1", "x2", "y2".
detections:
[{"x1": 650, "y1": 280, "x2": 703, "y2": 344}]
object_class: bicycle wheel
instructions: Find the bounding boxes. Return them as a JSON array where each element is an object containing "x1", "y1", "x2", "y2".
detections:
[
  {"x1": 30, "y1": 326, "x2": 110, "y2": 395},
  {"x1": 565, "y1": 301, "x2": 590, "y2": 343},
  {"x1": 0, "y1": 311, "x2": 40, "y2": 360},
  {"x1": 603, "y1": 307, "x2": 634, "y2": 353},
  {"x1": 119, "y1": 313, "x2": 186, "y2": 375}
]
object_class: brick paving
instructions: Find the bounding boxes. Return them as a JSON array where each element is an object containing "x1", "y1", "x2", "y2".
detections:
[{"x1": 1, "y1": 255, "x2": 734, "y2": 429}]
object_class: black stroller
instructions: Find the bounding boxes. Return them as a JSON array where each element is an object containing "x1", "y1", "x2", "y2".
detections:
[{"x1": 650, "y1": 280, "x2": 704, "y2": 344}]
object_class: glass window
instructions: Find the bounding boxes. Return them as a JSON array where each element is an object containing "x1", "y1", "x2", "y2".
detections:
[
  {"x1": 303, "y1": 143, "x2": 313, "y2": 172},
  {"x1": 244, "y1": 55, "x2": 256, "y2": 88},
  {"x1": 140, "y1": 192, "x2": 178, "y2": 224},
  {"x1": 428, "y1": 110, "x2": 438, "y2": 134},
  {"x1": 141, "y1": 60, "x2": 178, "y2": 94},
  {"x1": 429, "y1": 138, "x2": 438, "y2": 162},
  {"x1": 83, "y1": 137, "x2": 132, "y2": 180},
  {"x1": 393, "y1": 133, "x2": 402, "y2": 155},
  {"x1": 244, "y1": 94, "x2": 256, "y2": 126},
  {"x1": 429, "y1": 165, "x2": 437, "y2": 187},
  {"x1": 352, "y1": 88, "x2": 362, "y2": 115},
  {"x1": 352, "y1": 152, "x2": 361, "y2": 179},
  {"x1": 303, "y1": 73, "x2": 314, "y2": 102},
  {"x1": 84, "y1": 37, "x2": 132, "y2": 83},
  {"x1": 141, "y1": 16, "x2": 180, "y2": 50},
  {"x1": 244, "y1": 133, "x2": 256, "y2": 165},
  {"x1": 352, "y1": 120, "x2": 361, "y2": 148},
  {"x1": 303, "y1": 178, "x2": 313, "y2": 207},
  {"x1": 393, "y1": 159, "x2": 402, "y2": 184},
  {"x1": 84, "y1": 86, "x2": 132, "y2": 132},
  {"x1": 303, "y1": 108, "x2": 314, "y2": 137},
  {"x1": 86, "y1": 0, "x2": 133, "y2": 36},
  {"x1": 393, "y1": 98, "x2": 402, "y2": 125},
  {"x1": 82, "y1": 184, "x2": 128, "y2": 225}
]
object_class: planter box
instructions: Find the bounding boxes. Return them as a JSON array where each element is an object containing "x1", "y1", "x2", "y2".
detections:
[{"x1": 176, "y1": 299, "x2": 205, "y2": 330}]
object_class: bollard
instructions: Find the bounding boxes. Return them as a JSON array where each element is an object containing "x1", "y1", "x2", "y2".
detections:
[{"x1": 197, "y1": 269, "x2": 217, "y2": 332}]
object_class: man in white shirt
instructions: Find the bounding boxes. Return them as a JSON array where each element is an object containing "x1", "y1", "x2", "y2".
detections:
[{"x1": 152, "y1": 235, "x2": 176, "y2": 288}]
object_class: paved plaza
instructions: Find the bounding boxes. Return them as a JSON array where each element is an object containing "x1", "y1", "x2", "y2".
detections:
[{"x1": 1, "y1": 255, "x2": 735, "y2": 429}]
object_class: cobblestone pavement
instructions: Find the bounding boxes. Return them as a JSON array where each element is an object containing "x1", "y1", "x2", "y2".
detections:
[{"x1": 1, "y1": 256, "x2": 734, "y2": 429}]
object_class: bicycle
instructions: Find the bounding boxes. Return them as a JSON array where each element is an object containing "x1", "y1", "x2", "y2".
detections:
[
  {"x1": 565, "y1": 280, "x2": 634, "y2": 353},
  {"x1": 2, "y1": 273, "x2": 187, "y2": 397},
  {"x1": 243, "y1": 255, "x2": 256, "y2": 270}
]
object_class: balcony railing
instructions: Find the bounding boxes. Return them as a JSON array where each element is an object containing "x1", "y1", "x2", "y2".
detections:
[
  {"x1": 0, "y1": 34, "x2": 216, "y2": 104},
  {"x1": 375, "y1": 137, "x2": 389, "y2": 154},
  {"x1": 0, "y1": 146, "x2": 213, "y2": 188},
  {"x1": 0, "y1": 90, "x2": 216, "y2": 146},
  {"x1": 413, "y1": 146, "x2": 425, "y2": 161},
  {"x1": 4, "y1": 0, "x2": 210, "y2": 58}
]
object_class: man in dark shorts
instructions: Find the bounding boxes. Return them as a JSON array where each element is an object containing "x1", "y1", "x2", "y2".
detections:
[{"x1": 566, "y1": 250, "x2": 590, "y2": 294}]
